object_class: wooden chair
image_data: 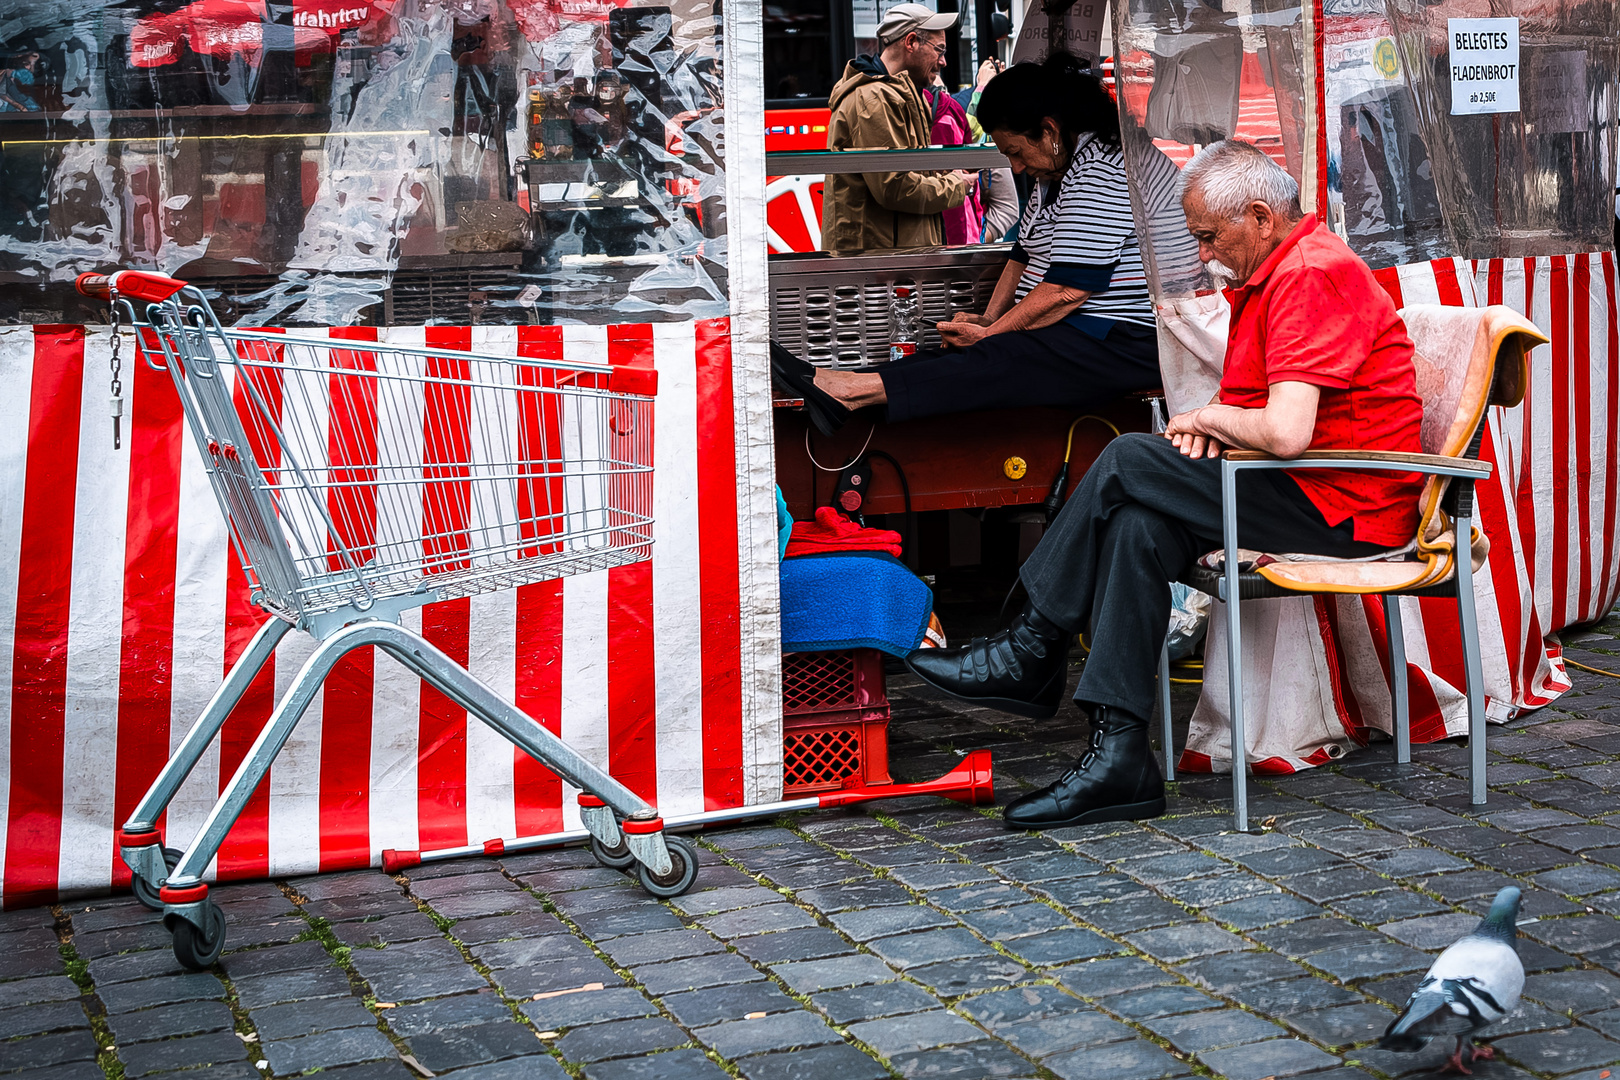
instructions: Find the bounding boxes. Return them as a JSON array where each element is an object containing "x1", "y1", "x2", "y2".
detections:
[{"x1": 1155, "y1": 305, "x2": 1547, "y2": 831}]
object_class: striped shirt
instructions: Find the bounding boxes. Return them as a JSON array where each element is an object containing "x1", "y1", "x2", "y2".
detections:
[{"x1": 1012, "y1": 134, "x2": 1195, "y2": 337}]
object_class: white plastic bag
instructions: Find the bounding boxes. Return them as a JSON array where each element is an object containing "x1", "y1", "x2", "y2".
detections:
[{"x1": 1166, "y1": 581, "x2": 1209, "y2": 661}]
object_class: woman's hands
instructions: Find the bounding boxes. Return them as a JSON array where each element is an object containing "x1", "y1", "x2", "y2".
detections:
[
  {"x1": 976, "y1": 59, "x2": 1002, "y2": 89},
  {"x1": 938, "y1": 316, "x2": 993, "y2": 349}
]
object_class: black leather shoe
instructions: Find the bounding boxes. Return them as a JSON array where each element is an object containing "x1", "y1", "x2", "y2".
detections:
[
  {"x1": 770, "y1": 341, "x2": 849, "y2": 436},
  {"x1": 903, "y1": 602, "x2": 1071, "y2": 719},
  {"x1": 1003, "y1": 705, "x2": 1166, "y2": 829}
]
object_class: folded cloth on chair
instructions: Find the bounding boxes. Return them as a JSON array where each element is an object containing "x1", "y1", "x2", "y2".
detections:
[
  {"x1": 786, "y1": 506, "x2": 903, "y2": 558},
  {"x1": 780, "y1": 552, "x2": 933, "y2": 657}
]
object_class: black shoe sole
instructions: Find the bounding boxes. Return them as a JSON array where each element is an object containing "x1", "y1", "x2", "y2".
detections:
[
  {"x1": 770, "y1": 342, "x2": 850, "y2": 437},
  {"x1": 1004, "y1": 796, "x2": 1167, "y2": 831},
  {"x1": 901, "y1": 657, "x2": 1064, "y2": 720}
]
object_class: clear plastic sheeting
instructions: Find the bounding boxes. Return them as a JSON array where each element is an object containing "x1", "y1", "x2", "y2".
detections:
[
  {"x1": 0, "y1": 0, "x2": 728, "y2": 326},
  {"x1": 1112, "y1": 0, "x2": 1312, "y2": 299},
  {"x1": 1381, "y1": 0, "x2": 1618, "y2": 259},
  {"x1": 1323, "y1": 0, "x2": 1450, "y2": 267}
]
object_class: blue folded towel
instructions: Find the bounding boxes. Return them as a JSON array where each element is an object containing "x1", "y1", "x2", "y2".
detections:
[{"x1": 780, "y1": 552, "x2": 933, "y2": 658}]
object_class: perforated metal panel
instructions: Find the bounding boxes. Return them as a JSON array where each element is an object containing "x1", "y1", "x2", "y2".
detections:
[{"x1": 769, "y1": 245, "x2": 1012, "y2": 368}]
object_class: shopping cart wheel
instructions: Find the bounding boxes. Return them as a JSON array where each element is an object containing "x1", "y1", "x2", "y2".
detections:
[
  {"x1": 589, "y1": 834, "x2": 638, "y2": 871},
  {"x1": 168, "y1": 902, "x2": 226, "y2": 970},
  {"x1": 131, "y1": 848, "x2": 185, "y2": 912},
  {"x1": 636, "y1": 835, "x2": 700, "y2": 898}
]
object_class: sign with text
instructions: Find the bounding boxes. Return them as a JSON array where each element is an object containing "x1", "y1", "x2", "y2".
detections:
[
  {"x1": 1449, "y1": 17, "x2": 1520, "y2": 115},
  {"x1": 1011, "y1": 0, "x2": 1106, "y2": 66}
]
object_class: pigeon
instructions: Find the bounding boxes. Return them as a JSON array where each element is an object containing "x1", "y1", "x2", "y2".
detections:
[{"x1": 1379, "y1": 886, "x2": 1524, "y2": 1074}]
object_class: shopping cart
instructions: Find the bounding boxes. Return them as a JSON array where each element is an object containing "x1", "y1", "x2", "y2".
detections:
[{"x1": 79, "y1": 270, "x2": 698, "y2": 970}]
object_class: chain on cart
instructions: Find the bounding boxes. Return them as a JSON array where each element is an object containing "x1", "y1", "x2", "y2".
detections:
[
  {"x1": 75, "y1": 270, "x2": 689, "y2": 970},
  {"x1": 108, "y1": 291, "x2": 124, "y2": 449}
]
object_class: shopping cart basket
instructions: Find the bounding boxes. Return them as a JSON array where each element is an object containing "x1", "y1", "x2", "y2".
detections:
[{"x1": 79, "y1": 270, "x2": 698, "y2": 970}]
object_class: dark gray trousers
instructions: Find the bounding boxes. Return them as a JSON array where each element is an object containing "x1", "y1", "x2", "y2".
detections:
[{"x1": 1019, "y1": 433, "x2": 1385, "y2": 720}]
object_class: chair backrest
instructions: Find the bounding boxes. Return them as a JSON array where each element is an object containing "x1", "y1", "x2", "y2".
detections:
[
  {"x1": 1398, "y1": 304, "x2": 1544, "y2": 460},
  {"x1": 1248, "y1": 303, "x2": 1544, "y2": 593}
]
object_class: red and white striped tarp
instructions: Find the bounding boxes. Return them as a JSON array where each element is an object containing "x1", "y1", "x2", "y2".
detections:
[
  {"x1": 1183, "y1": 254, "x2": 1611, "y2": 772},
  {"x1": 0, "y1": 320, "x2": 782, "y2": 907}
]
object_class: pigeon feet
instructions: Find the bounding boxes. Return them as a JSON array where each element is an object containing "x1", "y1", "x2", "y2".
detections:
[{"x1": 1442, "y1": 1039, "x2": 1495, "y2": 1074}]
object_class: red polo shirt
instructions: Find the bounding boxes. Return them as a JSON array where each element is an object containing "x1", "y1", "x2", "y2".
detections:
[{"x1": 1219, "y1": 215, "x2": 1423, "y2": 547}]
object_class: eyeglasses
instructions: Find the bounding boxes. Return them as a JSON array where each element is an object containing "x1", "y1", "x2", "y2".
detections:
[{"x1": 916, "y1": 39, "x2": 947, "y2": 56}]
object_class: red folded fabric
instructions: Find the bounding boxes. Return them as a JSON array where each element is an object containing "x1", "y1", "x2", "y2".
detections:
[{"x1": 786, "y1": 506, "x2": 903, "y2": 559}]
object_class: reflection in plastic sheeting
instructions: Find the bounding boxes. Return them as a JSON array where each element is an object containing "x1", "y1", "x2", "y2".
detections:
[
  {"x1": 1382, "y1": 0, "x2": 1618, "y2": 258},
  {"x1": 1113, "y1": 0, "x2": 1310, "y2": 299},
  {"x1": 1323, "y1": 1, "x2": 1449, "y2": 268},
  {"x1": 0, "y1": 0, "x2": 728, "y2": 326}
]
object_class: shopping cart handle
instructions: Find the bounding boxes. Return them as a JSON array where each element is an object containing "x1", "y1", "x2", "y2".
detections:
[
  {"x1": 76, "y1": 270, "x2": 189, "y2": 304},
  {"x1": 609, "y1": 366, "x2": 659, "y2": 397}
]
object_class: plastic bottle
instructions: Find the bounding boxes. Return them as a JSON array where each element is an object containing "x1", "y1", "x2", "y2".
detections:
[
  {"x1": 542, "y1": 83, "x2": 575, "y2": 160},
  {"x1": 570, "y1": 76, "x2": 602, "y2": 159},
  {"x1": 527, "y1": 82, "x2": 546, "y2": 158},
  {"x1": 889, "y1": 285, "x2": 919, "y2": 363}
]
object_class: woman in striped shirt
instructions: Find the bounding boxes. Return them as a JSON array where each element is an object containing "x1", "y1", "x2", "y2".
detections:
[{"x1": 776, "y1": 52, "x2": 1197, "y2": 431}]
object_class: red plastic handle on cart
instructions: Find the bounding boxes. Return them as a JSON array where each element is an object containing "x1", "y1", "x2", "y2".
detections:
[
  {"x1": 609, "y1": 366, "x2": 658, "y2": 398},
  {"x1": 815, "y1": 749, "x2": 995, "y2": 809},
  {"x1": 76, "y1": 270, "x2": 188, "y2": 303}
]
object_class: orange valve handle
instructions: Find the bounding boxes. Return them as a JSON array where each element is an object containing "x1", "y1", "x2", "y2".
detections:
[{"x1": 75, "y1": 270, "x2": 189, "y2": 303}]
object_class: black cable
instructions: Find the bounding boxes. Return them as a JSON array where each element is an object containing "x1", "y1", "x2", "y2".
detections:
[
  {"x1": 997, "y1": 575, "x2": 1025, "y2": 627},
  {"x1": 866, "y1": 451, "x2": 916, "y2": 571}
]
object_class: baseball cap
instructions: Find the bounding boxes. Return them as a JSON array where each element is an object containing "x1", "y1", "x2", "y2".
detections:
[{"x1": 877, "y1": 3, "x2": 958, "y2": 44}]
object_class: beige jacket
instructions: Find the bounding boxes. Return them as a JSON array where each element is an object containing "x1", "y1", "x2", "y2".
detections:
[{"x1": 820, "y1": 57, "x2": 966, "y2": 253}]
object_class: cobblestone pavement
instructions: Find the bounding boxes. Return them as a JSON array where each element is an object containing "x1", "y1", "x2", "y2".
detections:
[{"x1": 13, "y1": 615, "x2": 1620, "y2": 1080}]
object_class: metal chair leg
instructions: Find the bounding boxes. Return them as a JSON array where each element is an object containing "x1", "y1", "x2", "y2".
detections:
[
  {"x1": 122, "y1": 617, "x2": 291, "y2": 833},
  {"x1": 1454, "y1": 512, "x2": 1488, "y2": 805},
  {"x1": 1220, "y1": 460, "x2": 1249, "y2": 832},
  {"x1": 1384, "y1": 594, "x2": 1410, "y2": 764},
  {"x1": 1158, "y1": 640, "x2": 1176, "y2": 781}
]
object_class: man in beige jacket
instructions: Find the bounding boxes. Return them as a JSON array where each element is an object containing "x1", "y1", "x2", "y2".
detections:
[{"x1": 820, "y1": 4, "x2": 970, "y2": 253}]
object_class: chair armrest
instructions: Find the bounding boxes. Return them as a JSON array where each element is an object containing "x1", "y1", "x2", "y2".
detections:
[{"x1": 1223, "y1": 448, "x2": 1492, "y2": 479}]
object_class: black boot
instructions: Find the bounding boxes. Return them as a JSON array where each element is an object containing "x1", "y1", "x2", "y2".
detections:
[
  {"x1": 1004, "y1": 705, "x2": 1166, "y2": 829},
  {"x1": 903, "y1": 602, "x2": 1071, "y2": 719}
]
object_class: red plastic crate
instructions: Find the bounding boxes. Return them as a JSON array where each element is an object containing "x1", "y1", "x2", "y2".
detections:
[{"x1": 782, "y1": 649, "x2": 892, "y2": 794}]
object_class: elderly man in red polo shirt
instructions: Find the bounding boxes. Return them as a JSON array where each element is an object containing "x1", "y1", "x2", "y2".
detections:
[{"x1": 906, "y1": 139, "x2": 1424, "y2": 830}]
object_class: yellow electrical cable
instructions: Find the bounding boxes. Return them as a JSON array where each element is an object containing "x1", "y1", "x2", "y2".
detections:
[
  {"x1": 1064, "y1": 414, "x2": 1124, "y2": 462},
  {"x1": 1078, "y1": 632, "x2": 1205, "y2": 682},
  {"x1": 1566, "y1": 658, "x2": 1620, "y2": 680}
]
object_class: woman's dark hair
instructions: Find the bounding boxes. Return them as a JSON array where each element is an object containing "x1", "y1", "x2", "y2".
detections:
[{"x1": 975, "y1": 50, "x2": 1120, "y2": 147}]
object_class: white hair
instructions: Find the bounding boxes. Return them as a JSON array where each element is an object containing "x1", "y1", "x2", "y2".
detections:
[{"x1": 1179, "y1": 140, "x2": 1301, "y2": 222}]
